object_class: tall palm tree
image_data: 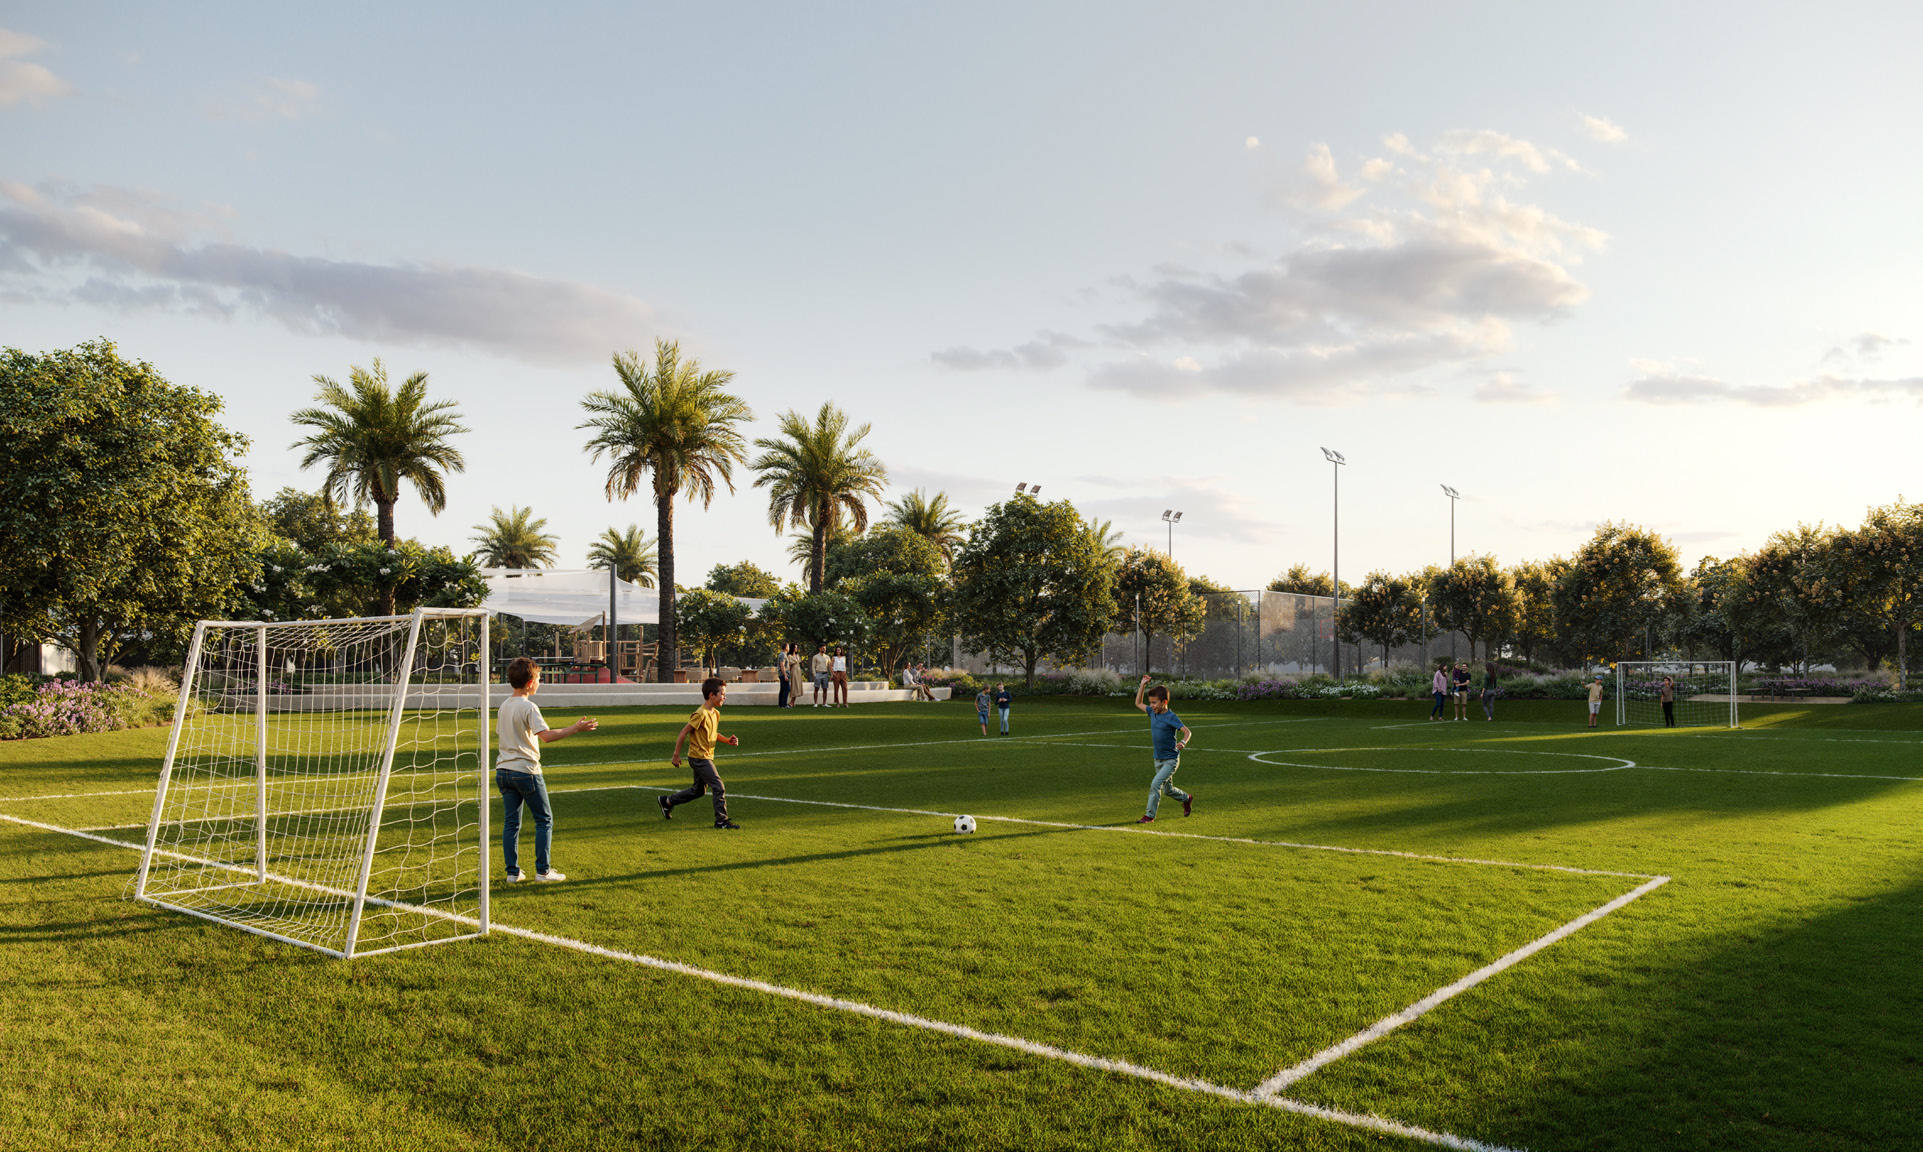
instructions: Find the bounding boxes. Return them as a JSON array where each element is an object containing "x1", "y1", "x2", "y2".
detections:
[
  {"x1": 291, "y1": 358, "x2": 467, "y2": 612},
  {"x1": 752, "y1": 403, "x2": 890, "y2": 593},
  {"x1": 1089, "y1": 517, "x2": 1127, "y2": 564},
  {"x1": 579, "y1": 340, "x2": 752, "y2": 681},
  {"x1": 587, "y1": 524, "x2": 659, "y2": 587},
  {"x1": 881, "y1": 489, "x2": 967, "y2": 566},
  {"x1": 471, "y1": 505, "x2": 560, "y2": 569}
]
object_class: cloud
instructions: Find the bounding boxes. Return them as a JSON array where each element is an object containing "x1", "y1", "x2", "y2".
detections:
[
  {"x1": 0, "y1": 179, "x2": 657, "y2": 363},
  {"x1": 932, "y1": 329, "x2": 1089, "y2": 371},
  {"x1": 1244, "y1": 136, "x2": 1260, "y2": 150},
  {"x1": 1069, "y1": 472, "x2": 1286, "y2": 547},
  {"x1": 939, "y1": 128, "x2": 1604, "y2": 401},
  {"x1": 1577, "y1": 113, "x2": 1628, "y2": 144},
  {"x1": 1623, "y1": 359, "x2": 1923, "y2": 406},
  {"x1": 1821, "y1": 331, "x2": 1906, "y2": 364},
  {"x1": 1474, "y1": 371, "x2": 1554, "y2": 404},
  {"x1": 0, "y1": 28, "x2": 72, "y2": 109},
  {"x1": 205, "y1": 76, "x2": 320, "y2": 122}
]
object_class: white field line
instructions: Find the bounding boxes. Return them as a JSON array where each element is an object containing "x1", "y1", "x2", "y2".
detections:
[
  {"x1": 1638, "y1": 764, "x2": 1923, "y2": 783},
  {"x1": 0, "y1": 808, "x2": 1524, "y2": 1152},
  {"x1": 1253, "y1": 874, "x2": 1672, "y2": 1097}
]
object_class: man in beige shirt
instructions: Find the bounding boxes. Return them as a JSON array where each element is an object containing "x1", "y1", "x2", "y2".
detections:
[{"x1": 811, "y1": 644, "x2": 832, "y2": 707}]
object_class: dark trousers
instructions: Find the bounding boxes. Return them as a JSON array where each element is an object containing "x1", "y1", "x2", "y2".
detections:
[
  {"x1": 1430, "y1": 691, "x2": 1446, "y2": 717},
  {"x1": 666, "y1": 757, "x2": 729, "y2": 822},
  {"x1": 777, "y1": 676, "x2": 791, "y2": 708},
  {"x1": 1663, "y1": 701, "x2": 1675, "y2": 726}
]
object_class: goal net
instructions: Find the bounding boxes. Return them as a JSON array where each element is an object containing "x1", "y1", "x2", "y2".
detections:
[
  {"x1": 1614, "y1": 661, "x2": 1738, "y2": 729},
  {"x1": 135, "y1": 609, "x2": 491, "y2": 958}
]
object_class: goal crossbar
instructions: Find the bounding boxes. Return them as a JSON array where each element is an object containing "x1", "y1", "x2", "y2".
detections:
[{"x1": 1614, "y1": 660, "x2": 1738, "y2": 729}]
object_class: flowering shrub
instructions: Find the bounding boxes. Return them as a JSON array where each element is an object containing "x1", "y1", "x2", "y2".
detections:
[
  {"x1": 0, "y1": 672, "x2": 179, "y2": 740},
  {"x1": 1750, "y1": 677, "x2": 1884, "y2": 697}
]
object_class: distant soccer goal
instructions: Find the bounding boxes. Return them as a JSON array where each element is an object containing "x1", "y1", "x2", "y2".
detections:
[
  {"x1": 135, "y1": 609, "x2": 491, "y2": 958},
  {"x1": 1615, "y1": 661, "x2": 1738, "y2": 729}
]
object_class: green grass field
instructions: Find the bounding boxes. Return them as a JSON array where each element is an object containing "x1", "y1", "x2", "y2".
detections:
[{"x1": 4, "y1": 696, "x2": 1921, "y2": 1151}]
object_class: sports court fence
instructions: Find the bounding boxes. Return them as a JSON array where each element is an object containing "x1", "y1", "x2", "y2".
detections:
[{"x1": 955, "y1": 590, "x2": 1483, "y2": 680}]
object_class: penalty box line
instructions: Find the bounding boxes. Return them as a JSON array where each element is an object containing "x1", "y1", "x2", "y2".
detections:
[{"x1": 0, "y1": 807, "x2": 1523, "y2": 1152}]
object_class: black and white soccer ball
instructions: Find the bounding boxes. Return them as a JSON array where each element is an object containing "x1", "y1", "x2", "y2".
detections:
[{"x1": 953, "y1": 814, "x2": 976, "y2": 834}]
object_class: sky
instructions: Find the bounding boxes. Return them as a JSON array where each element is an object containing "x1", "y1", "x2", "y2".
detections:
[{"x1": 4, "y1": 2, "x2": 1921, "y2": 591}]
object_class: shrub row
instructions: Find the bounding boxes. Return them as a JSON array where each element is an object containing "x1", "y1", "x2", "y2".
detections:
[{"x1": 0, "y1": 670, "x2": 181, "y2": 740}]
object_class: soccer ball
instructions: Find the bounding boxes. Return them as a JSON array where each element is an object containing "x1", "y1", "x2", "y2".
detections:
[{"x1": 953, "y1": 814, "x2": 976, "y2": 834}]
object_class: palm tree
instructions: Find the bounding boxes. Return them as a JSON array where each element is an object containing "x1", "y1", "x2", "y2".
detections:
[
  {"x1": 471, "y1": 505, "x2": 560, "y2": 569},
  {"x1": 587, "y1": 525, "x2": 659, "y2": 587},
  {"x1": 1089, "y1": 517, "x2": 1127, "y2": 564},
  {"x1": 291, "y1": 358, "x2": 467, "y2": 612},
  {"x1": 881, "y1": 489, "x2": 967, "y2": 566},
  {"x1": 579, "y1": 340, "x2": 752, "y2": 682},
  {"x1": 752, "y1": 403, "x2": 890, "y2": 593}
]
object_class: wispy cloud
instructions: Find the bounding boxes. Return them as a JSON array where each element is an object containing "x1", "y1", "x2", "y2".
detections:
[
  {"x1": 0, "y1": 28, "x2": 72, "y2": 110},
  {"x1": 1474, "y1": 371, "x2": 1554, "y2": 404},
  {"x1": 1821, "y1": 331, "x2": 1906, "y2": 364},
  {"x1": 205, "y1": 76, "x2": 320, "y2": 122},
  {"x1": 0, "y1": 180, "x2": 657, "y2": 363},
  {"x1": 1576, "y1": 113, "x2": 1628, "y2": 144},
  {"x1": 1623, "y1": 359, "x2": 1923, "y2": 406},
  {"x1": 932, "y1": 329, "x2": 1089, "y2": 371},
  {"x1": 937, "y1": 128, "x2": 1605, "y2": 401}
]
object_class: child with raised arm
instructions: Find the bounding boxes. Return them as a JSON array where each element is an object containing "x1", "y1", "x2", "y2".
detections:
[
  {"x1": 1132, "y1": 675, "x2": 1193, "y2": 824},
  {"x1": 496, "y1": 657, "x2": 599, "y2": 883},
  {"x1": 662, "y1": 677, "x2": 743, "y2": 829}
]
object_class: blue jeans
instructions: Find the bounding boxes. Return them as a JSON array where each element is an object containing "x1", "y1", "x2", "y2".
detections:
[
  {"x1": 1430, "y1": 691, "x2": 1446, "y2": 718},
  {"x1": 496, "y1": 767, "x2": 553, "y2": 877},
  {"x1": 998, "y1": 706, "x2": 1010, "y2": 734},
  {"x1": 1146, "y1": 757, "x2": 1190, "y2": 817}
]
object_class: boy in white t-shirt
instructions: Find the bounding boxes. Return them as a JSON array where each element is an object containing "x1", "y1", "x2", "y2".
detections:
[
  {"x1": 1587, "y1": 672, "x2": 1605, "y2": 728},
  {"x1": 496, "y1": 657, "x2": 598, "y2": 882}
]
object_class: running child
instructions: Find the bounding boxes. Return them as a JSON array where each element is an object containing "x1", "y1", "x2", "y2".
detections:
[
  {"x1": 662, "y1": 676, "x2": 742, "y2": 829},
  {"x1": 1132, "y1": 675, "x2": 1192, "y2": 823}
]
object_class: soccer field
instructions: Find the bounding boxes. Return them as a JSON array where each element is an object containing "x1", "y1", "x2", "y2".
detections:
[{"x1": 4, "y1": 697, "x2": 1921, "y2": 1151}]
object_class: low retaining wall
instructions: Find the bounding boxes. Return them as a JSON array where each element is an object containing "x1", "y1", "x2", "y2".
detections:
[{"x1": 221, "y1": 684, "x2": 951, "y2": 711}]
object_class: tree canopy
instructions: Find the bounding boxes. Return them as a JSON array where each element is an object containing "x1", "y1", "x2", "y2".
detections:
[
  {"x1": 470, "y1": 505, "x2": 559, "y2": 569},
  {"x1": 0, "y1": 341, "x2": 263, "y2": 680},
  {"x1": 949, "y1": 495, "x2": 1115, "y2": 686},
  {"x1": 752, "y1": 403, "x2": 889, "y2": 593}
]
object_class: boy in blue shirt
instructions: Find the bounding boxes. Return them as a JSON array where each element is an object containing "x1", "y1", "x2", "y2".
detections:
[
  {"x1": 975, "y1": 686, "x2": 993, "y2": 735},
  {"x1": 1133, "y1": 674, "x2": 1193, "y2": 823}
]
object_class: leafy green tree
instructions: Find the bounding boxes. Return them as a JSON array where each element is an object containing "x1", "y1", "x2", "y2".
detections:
[
  {"x1": 881, "y1": 489, "x2": 968, "y2": 567},
  {"x1": 1189, "y1": 574, "x2": 1241, "y2": 622},
  {"x1": 1507, "y1": 559, "x2": 1563, "y2": 667},
  {"x1": 1266, "y1": 563, "x2": 1351, "y2": 599},
  {"x1": 752, "y1": 403, "x2": 890, "y2": 593},
  {"x1": 1430, "y1": 554, "x2": 1518, "y2": 662},
  {"x1": 951, "y1": 496, "x2": 1116, "y2": 686},
  {"x1": 470, "y1": 505, "x2": 559, "y2": 569},
  {"x1": 1551, "y1": 523, "x2": 1686, "y2": 662},
  {"x1": 773, "y1": 590, "x2": 875, "y2": 659},
  {"x1": 0, "y1": 341, "x2": 264, "y2": 680},
  {"x1": 290, "y1": 358, "x2": 468, "y2": 615},
  {"x1": 676, "y1": 588, "x2": 754, "y2": 674},
  {"x1": 1737, "y1": 525, "x2": 1845, "y2": 673},
  {"x1": 579, "y1": 340, "x2": 753, "y2": 682},
  {"x1": 241, "y1": 540, "x2": 486, "y2": 623},
  {"x1": 1337, "y1": 571, "x2": 1426, "y2": 669},
  {"x1": 823, "y1": 526, "x2": 946, "y2": 589},
  {"x1": 260, "y1": 487, "x2": 377, "y2": 552},
  {"x1": 704, "y1": 562, "x2": 782, "y2": 598},
  {"x1": 1114, "y1": 547, "x2": 1202, "y2": 672},
  {"x1": 587, "y1": 525, "x2": 658, "y2": 587},
  {"x1": 1848, "y1": 499, "x2": 1923, "y2": 681},
  {"x1": 1802, "y1": 525, "x2": 1896, "y2": 671}
]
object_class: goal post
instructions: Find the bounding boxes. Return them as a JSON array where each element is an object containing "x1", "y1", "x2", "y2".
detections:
[
  {"x1": 1614, "y1": 660, "x2": 1738, "y2": 729},
  {"x1": 135, "y1": 608, "x2": 492, "y2": 958}
]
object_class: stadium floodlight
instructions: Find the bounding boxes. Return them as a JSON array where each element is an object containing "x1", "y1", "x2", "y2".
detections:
[
  {"x1": 1162, "y1": 509, "x2": 1183, "y2": 557},
  {"x1": 1441, "y1": 484, "x2": 1460, "y2": 660},
  {"x1": 1015, "y1": 483, "x2": 1028, "y2": 494},
  {"x1": 135, "y1": 609, "x2": 491, "y2": 958},
  {"x1": 1320, "y1": 448, "x2": 1346, "y2": 678},
  {"x1": 1030, "y1": 485, "x2": 1040, "y2": 496}
]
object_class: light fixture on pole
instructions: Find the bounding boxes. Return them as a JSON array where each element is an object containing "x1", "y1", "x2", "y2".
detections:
[
  {"x1": 1441, "y1": 484, "x2": 1460, "y2": 662},
  {"x1": 1320, "y1": 447, "x2": 1346, "y2": 679},
  {"x1": 1015, "y1": 482, "x2": 1028, "y2": 495},
  {"x1": 1161, "y1": 509, "x2": 1182, "y2": 557}
]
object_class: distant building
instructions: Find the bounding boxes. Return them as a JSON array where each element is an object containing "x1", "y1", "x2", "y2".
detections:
[{"x1": 0, "y1": 633, "x2": 76, "y2": 675}]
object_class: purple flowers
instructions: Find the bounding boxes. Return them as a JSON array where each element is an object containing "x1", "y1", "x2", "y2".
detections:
[{"x1": 0, "y1": 677, "x2": 168, "y2": 740}]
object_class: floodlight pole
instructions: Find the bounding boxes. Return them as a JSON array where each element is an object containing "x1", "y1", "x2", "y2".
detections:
[
  {"x1": 1162, "y1": 509, "x2": 1183, "y2": 560},
  {"x1": 1442, "y1": 484, "x2": 1460, "y2": 663},
  {"x1": 1322, "y1": 448, "x2": 1346, "y2": 679}
]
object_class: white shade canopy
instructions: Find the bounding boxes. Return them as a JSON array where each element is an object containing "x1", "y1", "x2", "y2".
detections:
[
  {"x1": 480, "y1": 568, "x2": 658, "y2": 626},
  {"x1": 479, "y1": 569, "x2": 769, "y2": 626}
]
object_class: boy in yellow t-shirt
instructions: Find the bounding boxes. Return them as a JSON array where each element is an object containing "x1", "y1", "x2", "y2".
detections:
[{"x1": 664, "y1": 677, "x2": 742, "y2": 829}]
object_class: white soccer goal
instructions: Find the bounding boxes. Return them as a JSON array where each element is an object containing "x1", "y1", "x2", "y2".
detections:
[
  {"x1": 135, "y1": 609, "x2": 491, "y2": 958},
  {"x1": 1615, "y1": 661, "x2": 1738, "y2": 729}
]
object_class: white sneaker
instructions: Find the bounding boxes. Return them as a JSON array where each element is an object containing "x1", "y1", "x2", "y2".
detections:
[
  {"x1": 533, "y1": 869, "x2": 567, "y2": 882},
  {"x1": 502, "y1": 871, "x2": 525, "y2": 883}
]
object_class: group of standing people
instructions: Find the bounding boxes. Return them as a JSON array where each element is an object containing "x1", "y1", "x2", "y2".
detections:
[
  {"x1": 773, "y1": 642, "x2": 851, "y2": 708},
  {"x1": 1431, "y1": 660, "x2": 1502, "y2": 721}
]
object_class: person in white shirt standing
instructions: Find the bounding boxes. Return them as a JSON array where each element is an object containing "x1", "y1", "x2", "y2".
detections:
[{"x1": 496, "y1": 657, "x2": 599, "y2": 883}]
